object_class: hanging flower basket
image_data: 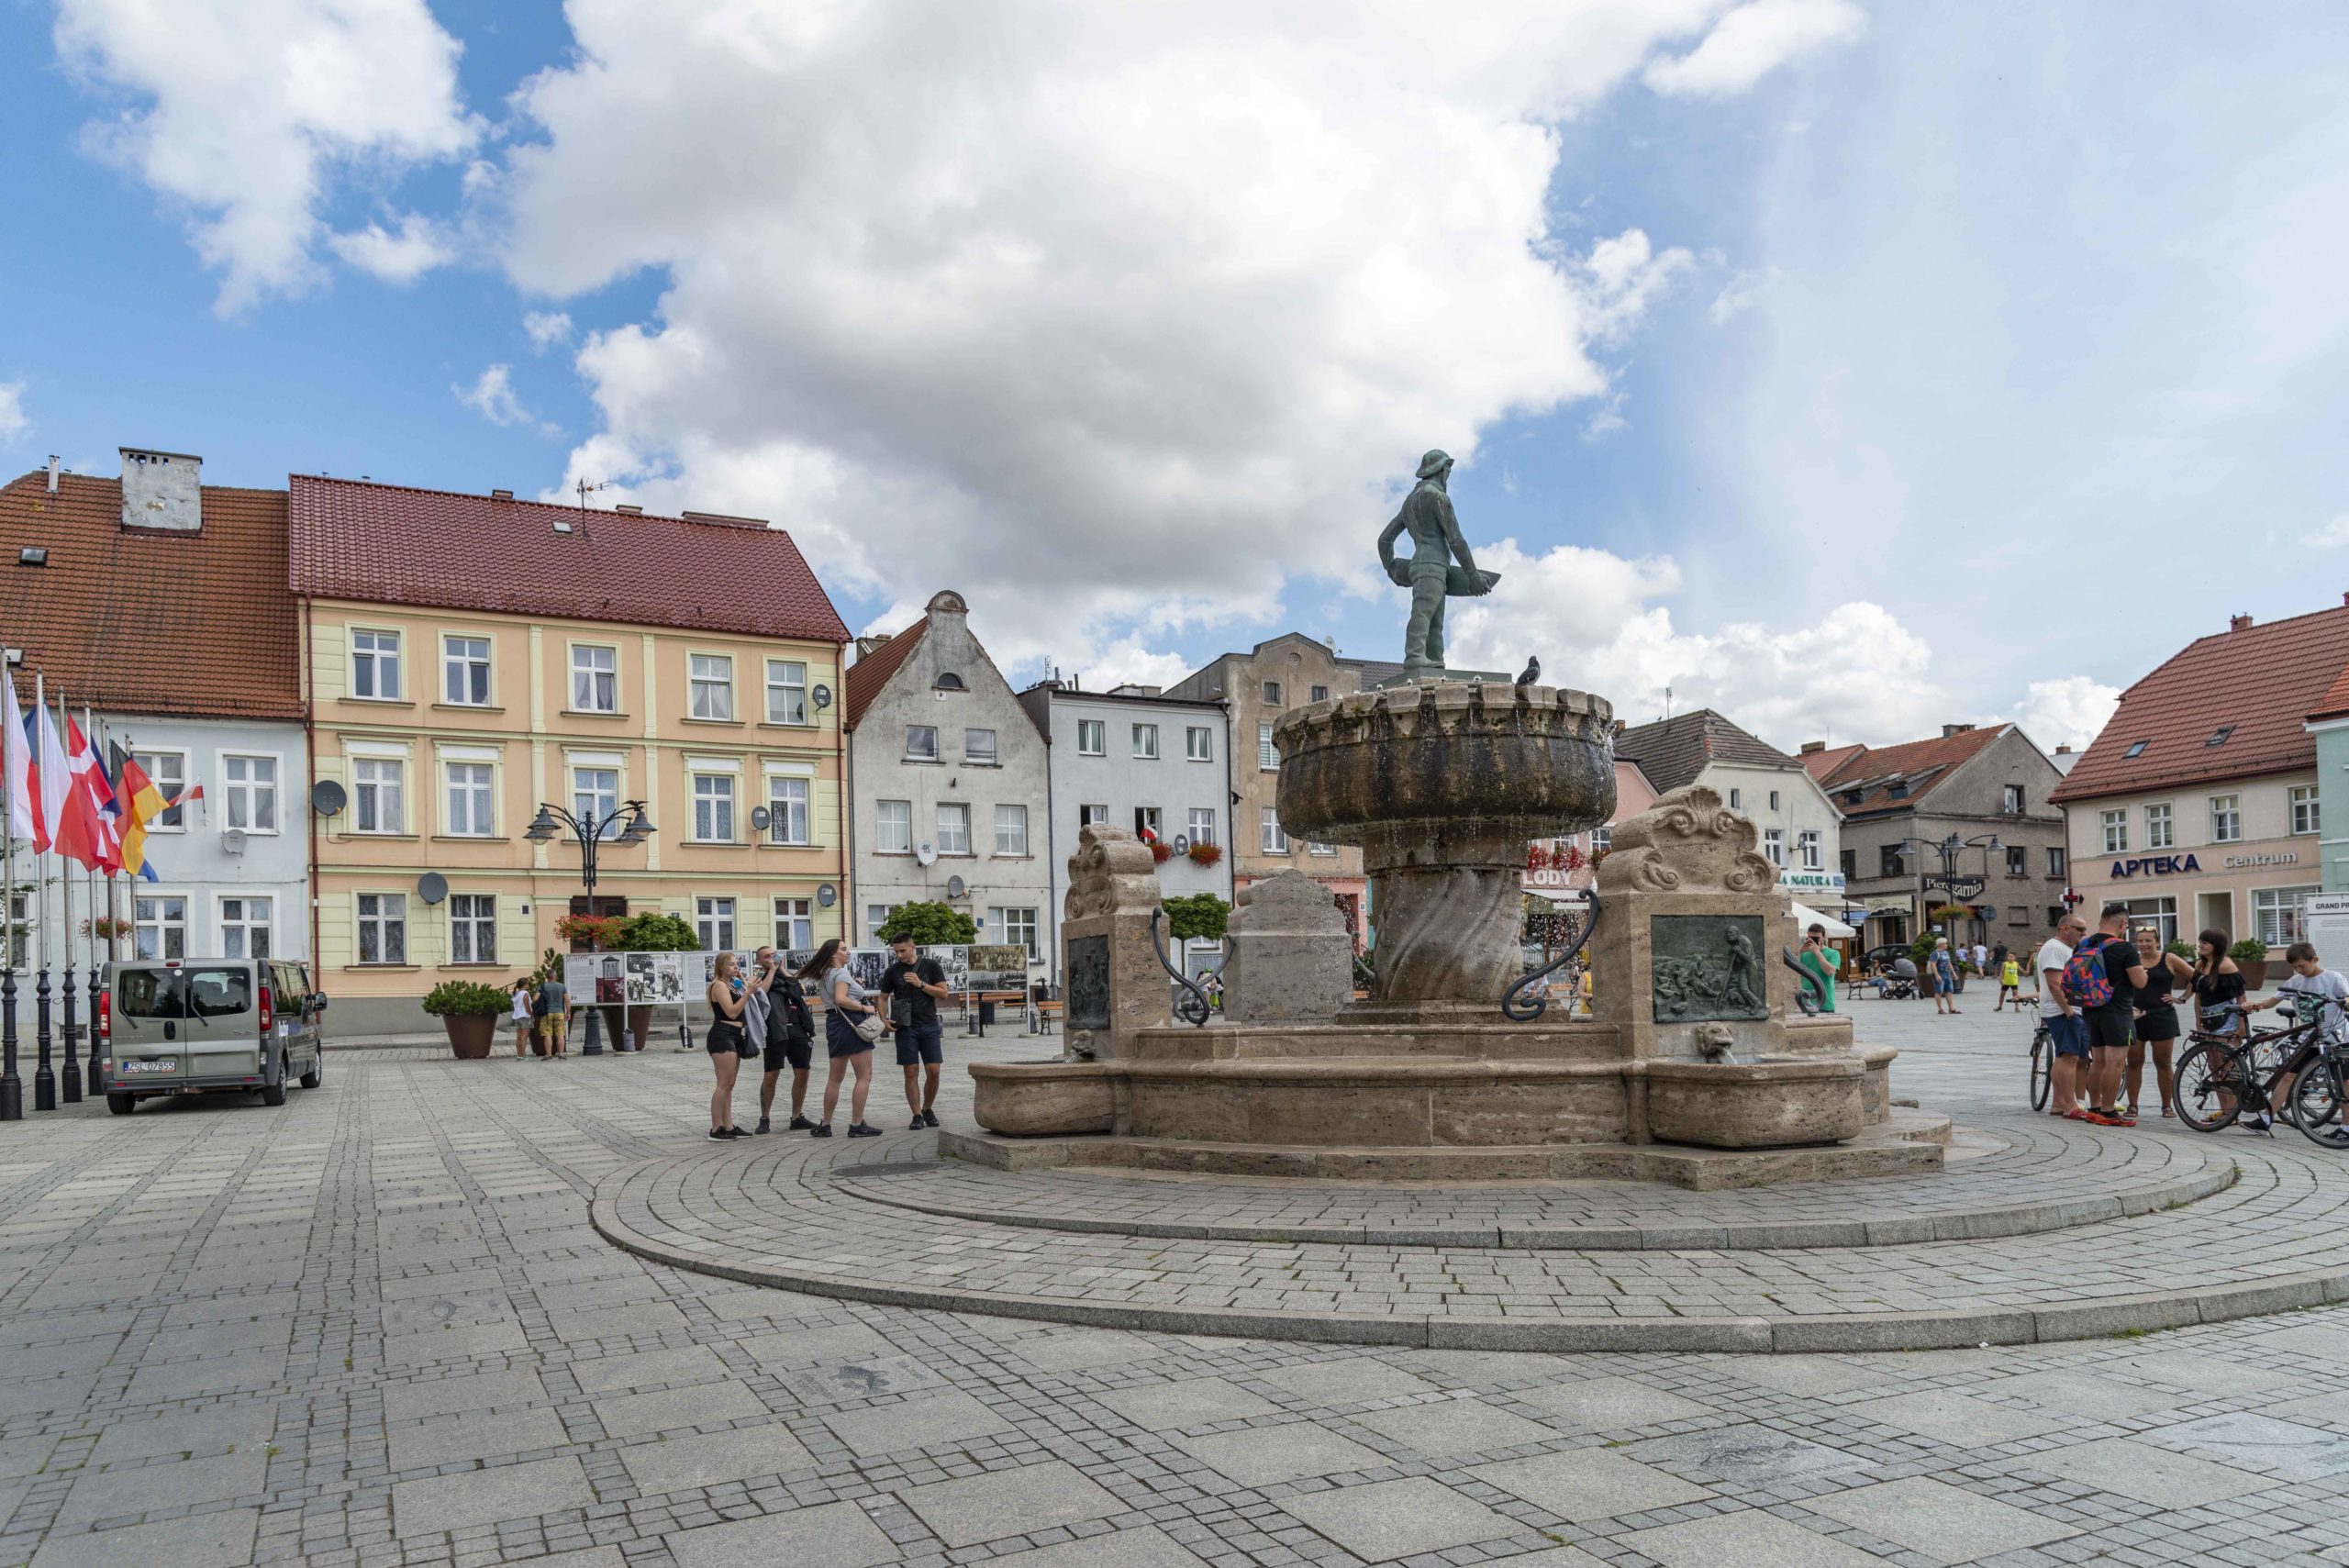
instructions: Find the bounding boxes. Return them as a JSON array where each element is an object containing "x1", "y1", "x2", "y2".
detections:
[
  {"x1": 1149, "y1": 840, "x2": 1174, "y2": 863},
  {"x1": 82, "y1": 917, "x2": 133, "y2": 941},
  {"x1": 1186, "y1": 842, "x2": 1222, "y2": 866}
]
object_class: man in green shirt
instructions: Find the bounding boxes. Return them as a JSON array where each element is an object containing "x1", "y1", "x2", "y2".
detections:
[{"x1": 1797, "y1": 924, "x2": 1840, "y2": 1014}]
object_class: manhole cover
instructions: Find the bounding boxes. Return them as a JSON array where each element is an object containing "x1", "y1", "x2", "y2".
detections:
[{"x1": 835, "y1": 1161, "x2": 943, "y2": 1181}]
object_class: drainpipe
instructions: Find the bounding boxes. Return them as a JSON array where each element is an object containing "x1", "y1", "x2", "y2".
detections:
[
  {"x1": 837, "y1": 639, "x2": 853, "y2": 945},
  {"x1": 301, "y1": 595, "x2": 321, "y2": 979}
]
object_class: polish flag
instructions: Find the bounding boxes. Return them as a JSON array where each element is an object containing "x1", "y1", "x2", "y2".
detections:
[
  {"x1": 54, "y1": 713, "x2": 111, "y2": 872},
  {"x1": 28, "y1": 685, "x2": 67, "y2": 855},
  {"x1": 1, "y1": 668, "x2": 34, "y2": 848}
]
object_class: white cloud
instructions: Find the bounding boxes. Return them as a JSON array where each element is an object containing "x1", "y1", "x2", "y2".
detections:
[
  {"x1": 2313, "y1": 515, "x2": 2349, "y2": 549},
  {"x1": 55, "y1": 0, "x2": 473, "y2": 311},
  {"x1": 1644, "y1": 0, "x2": 1867, "y2": 98},
  {"x1": 483, "y1": 0, "x2": 1857, "y2": 668},
  {"x1": 523, "y1": 311, "x2": 574, "y2": 351},
  {"x1": 327, "y1": 212, "x2": 453, "y2": 284},
  {"x1": 2009, "y1": 676, "x2": 2120, "y2": 754},
  {"x1": 1709, "y1": 265, "x2": 1779, "y2": 322},
  {"x1": 0, "y1": 383, "x2": 26, "y2": 444},
  {"x1": 454, "y1": 364, "x2": 555, "y2": 436}
]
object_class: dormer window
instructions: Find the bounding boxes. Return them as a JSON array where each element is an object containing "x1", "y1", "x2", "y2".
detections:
[
  {"x1": 1887, "y1": 781, "x2": 1909, "y2": 799},
  {"x1": 2123, "y1": 740, "x2": 2149, "y2": 758},
  {"x1": 934, "y1": 672, "x2": 966, "y2": 692},
  {"x1": 2206, "y1": 725, "x2": 2233, "y2": 747}
]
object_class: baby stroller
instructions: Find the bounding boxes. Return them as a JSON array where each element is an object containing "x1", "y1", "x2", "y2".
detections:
[{"x1": 1878, "y1": 960, "x2": 1919, "y2": 1001}]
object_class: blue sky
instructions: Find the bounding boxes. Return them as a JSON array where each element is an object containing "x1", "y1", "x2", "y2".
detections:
[{"x1": 5, "y1": 1, "x2": 2345, "y2": 752}]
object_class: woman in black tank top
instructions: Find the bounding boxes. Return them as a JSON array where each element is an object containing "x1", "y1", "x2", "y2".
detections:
[{"x1": 2129, "y1": 926, "x2": 2189, "y2": 1118}]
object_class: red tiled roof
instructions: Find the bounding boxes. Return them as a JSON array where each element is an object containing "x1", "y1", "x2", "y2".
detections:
[
  {"x1": 1612, "y1": 710, "x2": 1800, "y2": 794},
  {"x1": 1815, "y1": 725, "x2": 2009, "y2": 815},
  {"x1": 0, "y1": 471, "x2": 303, "y2": 720},
  {"x1": 287, "y1": 474, "x2": 850, "y2": 644},
  {"x1": 1800, "y1": 743, "x2": 1864, "y2": 784},
  {"x1": 2311, "y1": 661, "x2": 2349, "y2": 723},
  {"x1": 843, "y1": 617, "x2": 928, "y2": 729},
  {"x1": 2051, "y1": 604, "x2": 2349, "y2": 802}
]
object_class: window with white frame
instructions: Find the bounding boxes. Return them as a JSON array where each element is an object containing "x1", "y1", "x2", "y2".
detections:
[
  {"x1": 937, "y1": 802, "x2": 971, "y2": 854},
  {"x1": 444, "y1": 762, "x2": 495, "y2": 837},
  {"x1": 2254, "y1": 884, "x2": 2319, "y2": 948},
  {"x1": 865, "y1": 905, "x2": 890, "y2": 943},
  {"x1": 688, "y1": 654, "x2": 734, "y2": 720},
  {"x1": 133, "y1": 750, "x2": 187, "y2": 829},
  {"x1": 353, "y1": 757, "x2": 405, "y2": 834},
  {"x1": 1592, "y1": 826, "x2": 1611, "y2": 854},
  {"x1": 2100, "y1": 809, "x2": 2127, "y2": 853},
  {"x1": 1078, "y1": 804, "x2": 1108, "y2": 827},
  {"x1": 1258, "y1": 723, "x2": 1277, "y2": 771},
  {"x1": 572, "y1": 645, "x2": 618, "y2": 713},
  {"x1": 1798, "y1": 828, "x2": 1821, "y2": 870},
  {"x1": 134, "y1": 895, "x2": 187, "y2": 961},
  {"x1": 992, "y1": 906, "x2": 1040, "y2": 959},
  {"x1": 449, "y1": 894, "x2": 496, "y2": 964},
  {"x1": 1076, "y1": 719, "x2": 1106, "y2": 755},
  {"x1": 2145, "y1": 803, "x2": 2173, "y2": 849},
  {"x1": 995, "y1": 804, "x2": 1028, "y2": 855},
  {"x1": 765, "y1": 660, "x2": 808, "y2": 725},
  {"x1": 696, "y1": 896, "x2": 736, "y2": 951},
  {"x1": 2292, "y1": 784, "x2": 2320, "y2": 836},
  {"x1": 351, "y1": 628, "x2": 402, "y2": 699},
  {"x1": 1308, "y1": 840, "x2": 1337, "y2": 856},
  {"x1": 964, "y1": 728, "x2": 997, "y2": 764},
  {"x1": 1133, "y1": 806, "x2": 1162, "y2": 840},
  {"x1": 223, "y1": 754, "x2": 277, "y2": 832},
  {"x1": 220, "y1": 895, "x2": 272, "y2": 960},
  {"x1": 573, "y1": 766, "x2": 619, "y2": 839},
  {"x1": 2003, "y1": 784, "x2": 2025, "y2": 814},
  {"x1": 1261, "y1": 806, "x2": 1287, "y2": 853},
  {"x1": 767, "y1": 775, "x2": 810, "y2": 845},
  {"x1": 692, "y1": 773, "x2": 736, "y2": 841},
  {"x1": 1186, "y1": 807, "x2": 1216, "y2": 846},
  {"x1": 1764, "y1": 828, "x2": 1786, "y2": 867},
  {"x1": 1186, "y1": 726, "x2": 1212, "y2": 762},
  {"x1": 2210, "y1": 794, "x2": 2243, "y2": 844},
  {"x1": 774, "y1": 898, "x2": 813, "y2": 951},
  {"x1": 443, "y1": 635, "x2": 491, "y2": 706},
  {"x1": 875, "y1": 799, "x2": 913, "y2": 853},
  {"x1": 1132, "y1": 723, "x2": 1158, "y2": 759},
  {"x1": 356, "y1": 893, "x2": 406, "y2": 964}
]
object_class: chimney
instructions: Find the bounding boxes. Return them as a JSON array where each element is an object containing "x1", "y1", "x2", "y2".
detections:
[
  {"x1": 45, "y1": 456, "x2": 59, "y2": 495},
  {"x1": 2056, "y1": 743, "x2": 2073, "y2": 754},
  {"x1": 1799, "y1": 740, "x2": 1825, "y2": 754},
  {"x1": 119, "y1": 448, "x2": 201, "y2": 531},
  {"x1": 2231, "y1": 613, "x2": 2254, "y2": 631},
  {"x1": 1942, "y1": 723, "x2": 1975, "y2": 739},
  {"x1": 854, "y1": 632, "x2": 897, "y2": 660},
  {"x1": 613, "y1": 504, "x2": 643, "y2": 514},
  {"x1": 490, "y1": 489, "x2": 515, "y2": 502}
]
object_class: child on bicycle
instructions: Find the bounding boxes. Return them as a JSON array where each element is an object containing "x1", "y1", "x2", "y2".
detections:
[{"x1": 2244, "y1": 942, "x2": 2349, "y2": 1131}]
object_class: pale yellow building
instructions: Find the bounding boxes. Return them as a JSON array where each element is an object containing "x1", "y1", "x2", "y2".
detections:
[{"x1": 289, "y1": 476, "x2": 851, "y2": 1030}]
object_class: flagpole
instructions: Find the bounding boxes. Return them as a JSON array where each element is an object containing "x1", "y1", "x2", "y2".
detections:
[
  {"x1": 84, "y1": 705, "x2": 104, "y2": 1087},
  {"x1": 55, "y1": 684, "x2": 79, "y2": 1105},
  {"x1": 31, "y1": 673, "x2": 51, "y2": 1112},
  {"x1": 0, "y1": 657, "x2": 19, "y2": 1123}
]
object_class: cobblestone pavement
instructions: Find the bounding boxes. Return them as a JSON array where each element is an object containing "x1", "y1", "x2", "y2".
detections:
[{"x1": 4, "y1": 997, "x2": 2348, "y2": 1566}]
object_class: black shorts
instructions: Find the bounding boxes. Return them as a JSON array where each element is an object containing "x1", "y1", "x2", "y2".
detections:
[
  {"x1": 895, "y1": 1024, "x2": 944, "y2": 1066},
  {"x1": 2086, "y1": 1006, "x2": 2132, "y2": 1050},
  {"x1": 763, "y1": 1033, "x2": 813, "y2": 1073},
  {"x1": 825, "y1": 1010, "x2": 874, "y2": 1058},
  {"x1": 2135, "y1": 1003, "x2": 2180, "y2": 1043},
  {"x1": 705, "y1": 1020, "x2": 755, "y2": 1057}
]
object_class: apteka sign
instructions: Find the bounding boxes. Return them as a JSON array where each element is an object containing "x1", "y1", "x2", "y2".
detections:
[{"x1": 2110, "y1": 853, "x2": 2200, "y2": 879}]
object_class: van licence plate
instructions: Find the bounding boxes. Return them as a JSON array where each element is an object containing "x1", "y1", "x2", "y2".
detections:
[{"x1": 120, "y1": 1058, "x2": 177, "y2": 1074}]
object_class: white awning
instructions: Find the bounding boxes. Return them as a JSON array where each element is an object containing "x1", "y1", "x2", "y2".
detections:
[{"x1": 1789, "y1": 901, "x2": 1855, "y2": 939}]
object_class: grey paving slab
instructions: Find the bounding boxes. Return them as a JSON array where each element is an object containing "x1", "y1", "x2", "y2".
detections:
[
  {"x1": 0, "y1": 1436, "x2": 58, "y2": 1478},
  {"x1": 1721, "y1": 1354, "x2": 1889, "y2": 1397},
  {"x1": 1508, "y1": 1374, "x2": 1713, "y2": 1430},
  {"x1": 1007, "y1": 1328, "x2": 1159, "y2": 1372},
  {"x1": 2032, "y1": 1436, "x2": 2278, "y2": 1507},
  {"x1": 1862, "y1": 1387, "x2": 2072, "y2": 1446},
  {"x1": 820, "y1": 1389, "x2": 1015, "y2": 1454},
  {"x1": 1096, "y1": 1376, "x2": 1281, "y2": 1430},
  {"x1": 1349, "y1": 1397, "x2": 1555, "y2": 1455},
  {"x1": 390, "y1": 1454, "x2": 596, "y2": 1537},
  {"x1": 1256, "y1": 1358, "x2": 1437, "y2": 1407},
  {"x1": 982, "y1": 1525, "x2": 1208, "y2": 1568},
  {"x1": 665, "y1": 1499, "x2": 899, "y2": 1568},
  {"x1": 2143, "y1": 1411, "x2": 2349, "y2": 1478},
  {"x1": 1998, "y1": 1369, "x2": 2199, "y2": 1421},
  {"x1": 387, "y1": 1407, "x2": 570, "y2": 1472},
  {"x1": 1173, "y1": 1422, "x2": 1389, "y2": 1486},
  {"x1": 1809, "y1": 1477, "x2": 2079, "y2": 1564},
  {"x1": 1278, "y1": 1475, "x2": 1523, "y2": 1562},
  {"x1": 618, "y1": 1421, "x2": 816, "y2": 1495},
  {"x1": 28, "y1": 1507, "x2": 259, "y2": 1568},
  {"x1": 896, "y1": 1458, "x2": 1124, "y2": 1548},
  {"x1": 591, "y1": 1377, "x2": 767, "y2": 1438},
  {"x1": 1630, "y1": 1424, "x2": 1876, "y2": 1485},
  {"x1": 566, "y1": 1342, "x2": 728, "y2": 1394},
  {"x1": 53, "y1": 1449, "x2": 267, "y2": 1529},
  {"x1": 739, "y1": 1320, "x2": 895, "y2": 1366},
  {"x1": 87, "y1": 1406, "x2": 274, "y2": 1467},
  {"x1": 1471, "y1": 1448, "x2": 1714, "y2": 1520},
  {"x1": 1623, "y1": 1510, "x2": 1890, "y2": 1568},
  {"x1": 382, "y1": 1366, "x2": 550, "y2": 1421},
  {"x1": 776, "y1": 1353, "x2": 945, "y2": 1406}
]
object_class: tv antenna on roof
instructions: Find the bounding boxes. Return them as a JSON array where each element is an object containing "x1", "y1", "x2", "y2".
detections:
[{"x1": 573, "y1": 477, "x2": 606, "y2": 509}]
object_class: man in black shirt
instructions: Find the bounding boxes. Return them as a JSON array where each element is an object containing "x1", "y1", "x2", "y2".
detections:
[
  {"x1": 881, "y1": 935, "x2": 951, "y2": 1130},
  {"x1": 2079, "y1": 902, "x2": 2150, "y2": 1126}
]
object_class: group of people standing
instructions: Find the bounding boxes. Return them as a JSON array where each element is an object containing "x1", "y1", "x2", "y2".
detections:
[{"x1": 698, "y1": 934, "x2": 952, "y2": 1141}]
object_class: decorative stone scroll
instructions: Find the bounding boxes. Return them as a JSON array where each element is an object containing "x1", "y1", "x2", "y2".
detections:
[
  {"x1": 1221, "y1": 870, "x2": 1353, "y2": 1023},
  {"x1": 1059, "y1": 825, "x2": 1169, "y2": 1060}
]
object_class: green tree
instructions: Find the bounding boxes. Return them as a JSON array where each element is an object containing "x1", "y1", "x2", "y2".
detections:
[
  {"x1": 1163, "y1": 893, "x2": 1231, "y2": 943},
  {"x1": 875, "y1": 901, "x2": 978, "y2": 945},
  {"x1": 612, "y1": 912, "x2": 702, "y2": 951}
]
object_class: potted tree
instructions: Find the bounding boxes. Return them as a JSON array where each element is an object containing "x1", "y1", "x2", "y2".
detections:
[
  {"x1": 423, "y1": 980, "x2": 509, "y2": 1059},
  {"x1": 2231, "y1": 938, "x2": 2271, "y2": 992},
  {"x1": 609, "y1": 912, "x2": 701, "y2": 1051}
]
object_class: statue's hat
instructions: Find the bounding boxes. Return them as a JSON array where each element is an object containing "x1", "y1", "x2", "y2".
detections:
[{"x1": 1415, "y1": 449, "x2": 1453, "y2": 480}]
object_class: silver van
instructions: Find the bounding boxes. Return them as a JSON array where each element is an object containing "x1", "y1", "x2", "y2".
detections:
[{"x1": 104, "y1": 958, "x2": 327, "y2": 1114}]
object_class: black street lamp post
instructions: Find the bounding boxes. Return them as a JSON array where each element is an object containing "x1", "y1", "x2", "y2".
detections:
[
  {"x1": 526, "y1": 798, "x2": 653, "y2": 1057},
  {"x1": 1899, "y1": 831, "x2": 2002, "y2": 946}
]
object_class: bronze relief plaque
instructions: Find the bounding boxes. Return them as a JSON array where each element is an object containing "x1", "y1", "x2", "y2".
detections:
[
  {"x1": 1065, "y1": 935, "x2": 1112, "y2": 1029},
  {"x1": 1650, "y1": 914, "x2": 1769, "y2": 1023}
]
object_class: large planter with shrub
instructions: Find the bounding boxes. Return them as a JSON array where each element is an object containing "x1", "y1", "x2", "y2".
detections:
[
  {"x1": 422, "y1": 980, "x2": 509, "y2": 1060},
  {"x1": 2231, "y1": 939, "x2": 2271, "y2": 992}
]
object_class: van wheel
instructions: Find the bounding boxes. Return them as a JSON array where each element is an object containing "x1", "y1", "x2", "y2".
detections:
[
  {"x1": 299, "y1": 1060, "x2": 321, "y2": 1090},
  {"x1": 106, "y1": 1093, "x2": 135, "y2": 1116},
  {"x1": 261, "y1": 1083, "x2": 287, "y2": 1107}
]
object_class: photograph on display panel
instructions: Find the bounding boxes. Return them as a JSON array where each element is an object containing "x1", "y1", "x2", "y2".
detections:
[{"x1": 624, "y1": 952, "x2": 658, "y2": 1004}]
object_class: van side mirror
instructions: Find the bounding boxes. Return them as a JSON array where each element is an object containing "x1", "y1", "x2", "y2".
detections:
[{"x1": 311, "y1": 994, "x2": 329, "y2": 1013}]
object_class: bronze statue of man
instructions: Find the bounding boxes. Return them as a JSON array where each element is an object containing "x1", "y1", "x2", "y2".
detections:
[{"x1": 1376, "y1": 450, "x2": 1500, "y2": 681}]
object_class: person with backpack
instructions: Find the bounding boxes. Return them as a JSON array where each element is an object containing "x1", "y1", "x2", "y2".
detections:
[
  {"x1": 2066, "y1": 903, "x2": 2150, "y2": 1127},
  {"x1": 2038, "y1": 911, "x2": 2089, "y2": 1118},
  {"x1": 539, "y1": 968, "x2": 569, "y2": 1058}
]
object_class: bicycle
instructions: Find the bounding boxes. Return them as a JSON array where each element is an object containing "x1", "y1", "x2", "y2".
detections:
[
  {"x1": 2027, "y1": 1013, "x2": 2053, "y2": 1111},
  {"x1": 2174, "y1": 1000, "x2": 2343, "y2": 1135}
]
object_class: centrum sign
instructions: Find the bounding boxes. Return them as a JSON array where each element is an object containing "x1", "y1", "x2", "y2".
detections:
[{"x1": 2110, "y1": 854, "x2": 2201, "y2": 878}]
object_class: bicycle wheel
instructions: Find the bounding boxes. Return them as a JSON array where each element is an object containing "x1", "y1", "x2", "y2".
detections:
[
  {"x1": 2030, "y1": 1029, "x2": 2053, "y2": 1111},
  {"x1": 2174, "y1": 1041, "x2": 2243, "y2": 1133},
  {"x1": 2295, "y1": 1057, "x2": 2348, "y2": 1148}
]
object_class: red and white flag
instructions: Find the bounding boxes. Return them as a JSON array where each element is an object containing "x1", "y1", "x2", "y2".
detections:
[
  {"x1": 1, "y1": 666, "x2": 34, "y2": 848},
  {"x1": 60, "y1": 713, "x2": 120, "y2": 873},
  {"x1": 28, "y1": 677, "x2": 67, "y2": 855}
]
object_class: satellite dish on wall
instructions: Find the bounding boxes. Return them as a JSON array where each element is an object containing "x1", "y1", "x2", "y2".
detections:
[
  {"x1": 220, "y1": 828, "x2": 248, "y2": 855},
  {"x1": 311, "y1": 780, "x2": 347, "y2": 817},
  {"x1": 812, "y1": 684, "x2": 833, "y2": 708},
  {"x1": 916, "y1": 841, "x2": 939, "y2": 866},
  {"x1": 1171, "y1": 834, "x2": 1189, "y2": 853},
  {"x1": 817, "y1": 884, "x2": 837, "y2": 907},
  {"x1": 417, "y1": 872, "x2": 449, "y2": 906},
  {"x1": 749, "y1": 805, "x2": 772, "y2": 831},
  {"x1": 946, "y1": 874, "x2": 966, "y2": 898}
]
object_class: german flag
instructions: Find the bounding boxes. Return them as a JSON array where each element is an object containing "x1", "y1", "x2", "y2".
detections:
[{"x1": 110, "y1": 743, "x2": 167, "y2": 884}]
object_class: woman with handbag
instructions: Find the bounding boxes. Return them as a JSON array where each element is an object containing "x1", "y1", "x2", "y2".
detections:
[
  {"x1": 801, "y1": 940, "x2": 886, "y2": 1138},
  {"x1": 704, "y1": 951, "x2": 761, "y2": 1140}
]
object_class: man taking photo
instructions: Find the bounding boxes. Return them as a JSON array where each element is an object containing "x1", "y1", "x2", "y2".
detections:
[{"x1": 881, "y1": 935, "x2": 951, "y2": 1129}]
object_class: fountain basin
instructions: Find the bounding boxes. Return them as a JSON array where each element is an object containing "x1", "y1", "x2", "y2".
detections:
[{"x1": 1643, "y1": 1058, "x2": 1865, "y2": 1149}]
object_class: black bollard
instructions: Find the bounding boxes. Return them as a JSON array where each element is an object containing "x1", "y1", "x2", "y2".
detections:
[
  {"x1": 1, "y1": 966, "x2": 18, "y2": 1120},
  {"x1": 581, "y1": 1006, "x2": 603, "y2": 1055},
  {"x1": 60, "y1": 960, "x2": 80, "y2": 1104},
  {"x1": 34, "y1": 967, "x2": 53, "y2": 1111},
  {"x1": 86, "y1": 966, "x2": 102, "y2": 1084}
]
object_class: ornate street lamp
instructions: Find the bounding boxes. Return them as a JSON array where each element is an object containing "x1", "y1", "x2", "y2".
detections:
[{"x1": 530, "y1": 798, "x2": 653, "y2": 1053}]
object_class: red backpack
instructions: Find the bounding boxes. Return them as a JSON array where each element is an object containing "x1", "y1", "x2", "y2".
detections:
[{"x1": 2061, "y1": 936, "x2": 2117, "y2": 1009}]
